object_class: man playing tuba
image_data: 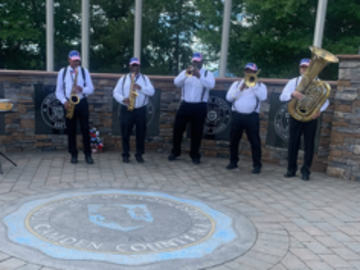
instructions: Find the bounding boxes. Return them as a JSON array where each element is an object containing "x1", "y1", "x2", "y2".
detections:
[
  {"x1": 280, "y1": 58, "x2": 329, "y2": 181},
  {"x1": 225, "y1": 63, "x2": 267, "y2": 174},
  {"x1": 55, "y1": 50, "x2": 95, "y2": 165},
  {"x1": 113, "y1": 57, "x2": 155, "y2": 163}
]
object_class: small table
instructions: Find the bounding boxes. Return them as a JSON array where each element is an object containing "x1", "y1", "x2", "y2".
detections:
[{"x1": 0, "y1": 99, "x2": 14, "y2": 174}]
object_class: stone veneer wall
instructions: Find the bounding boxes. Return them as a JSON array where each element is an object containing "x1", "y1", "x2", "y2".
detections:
[
  {"x1": 0, "y1": 70, "x2": 337, "y2": 174},
  {"x1": 327, "y1": 55, "x2": 360, "y2": 180}
]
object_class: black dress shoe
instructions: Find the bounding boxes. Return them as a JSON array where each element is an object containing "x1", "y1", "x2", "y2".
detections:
[
  {"x1": 136, "y1": 155, "x2": 144, "y2": 163},
  {"x1": 85, "y1": 155, "x2": 94, "y2": 165},
  {"x1": 252, "y1": 168, "x2": 261, "y2": 174},
  {"x1": 226, "y1": 163, "x2": 238, "y2": 170},
  {"x1": 302, "y1": 174, "x2": 310, "y2": 181},
  {"x1": 192, "y1": 158, "x2": 200, "y2": 165},
  {"x1": 71, "y1": 156, "x2": 78, "y2": 164},
  {"x1": 284, "y1": 172, "x2": 296, "y2": 178},
  {"x1": 123, "y1": 156, "x2": 130, "y2": 163},
  {"x1": 168, "y1": 154, "x2": 178, "y2": 161}
]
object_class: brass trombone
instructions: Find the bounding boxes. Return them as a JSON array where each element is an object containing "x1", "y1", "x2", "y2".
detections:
[
  {"x1": 244, "y1": 69, "x2": 261, "y2": 88},
  {"x1": 186, "y1": 66, "x2": 198, "y2": 77}
]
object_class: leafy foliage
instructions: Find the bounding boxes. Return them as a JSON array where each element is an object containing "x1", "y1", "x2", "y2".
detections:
[
  {"x1": 195, "y1": 0, "x2": 360, "y2": 80},
  {"x1": 0, "y1": 0, "x2": 359, "y2": 79}
]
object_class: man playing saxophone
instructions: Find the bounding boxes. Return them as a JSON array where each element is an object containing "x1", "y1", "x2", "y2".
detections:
[
  {"x1": 113, "y1": 57, "x2": 155, "y2": 163},
  {"x1": 55, "y1": 50, "x2": 94, "y2": 165},
  {"x1": 225, "y1": 63, "x2": 267, "y2": 174},
  {"x1": 280, "y1": 58, "x2": 329, "y2": 181}
]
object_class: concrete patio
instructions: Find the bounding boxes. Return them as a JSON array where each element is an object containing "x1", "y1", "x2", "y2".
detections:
[{"x1": 0, "y1": 152, "x2": 359, "y2": 270}]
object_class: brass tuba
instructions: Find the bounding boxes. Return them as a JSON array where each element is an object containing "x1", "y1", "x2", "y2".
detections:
[
  {"x1": 244, "y1": 69, "x2": 261, "y2": 88},
  {"x1": 66, "y1": 69, "x2": 80, "y2": 119},
  {"x1": 128, "y1": 73, "x2": 138, "y2": 111},
  {"x1": 288, "y1": 46, "x2": 339, "y2": 122}
]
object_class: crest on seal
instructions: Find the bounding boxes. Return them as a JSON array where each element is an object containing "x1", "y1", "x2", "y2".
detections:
[
  {"x1": 274, "y1": 103, "x2": 290, "y2": 141},
  {"x1": 204, "y1": 96, "x2": 231, "y2": 135},
  {"x1": 40, "y1": 93, "x2": 66, "y2": 130},
  {"x1": 88, "y1": 204, "x2": 153, "y2": 232}
]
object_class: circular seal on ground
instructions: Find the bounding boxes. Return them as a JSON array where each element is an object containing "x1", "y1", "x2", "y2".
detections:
[
  {"x1": 118, "y1": 100, "x2": 154, "y2": 127},
  {"x1": 274, "y1": 103, "x2": 290, "y2": 141},
  {"x1": 41, "y1": 93, "x2": 66, "y2": 130},
  {"x1": 204, "y1": 96, "x2": 231, "y2": 135},
  {"x1": 1, "y1": 189, "x2": 256, "y2": 270}
]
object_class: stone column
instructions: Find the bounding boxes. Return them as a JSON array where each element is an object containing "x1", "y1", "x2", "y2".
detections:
[{"x1": 327, "y1": 55, "x2": 360, "y2": 180}]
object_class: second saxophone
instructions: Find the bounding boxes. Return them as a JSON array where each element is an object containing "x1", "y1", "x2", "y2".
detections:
[
  {"x1": 66, "y1": 69, "x2": 80, "y2": 119},
  {"x1": 128, "y1": 72, "x2": 139, "y2": 111}
]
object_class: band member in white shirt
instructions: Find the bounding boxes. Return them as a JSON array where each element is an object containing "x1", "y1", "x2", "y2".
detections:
[
  {"x1": 55, "y1": 50, "x2": 94, "y2": 165},
  {"x1": 168, "y1": 52, "x2": 215, "y2": 164},
  {"x1": 226, "y1": 63, "x2": 267, "y2": 174},
  {"x1": 113, "y1": 57, "x2": 155, "y2": 163},
  {"x1": 280, "y1": 58, "x2": 329, "y2": 181}
]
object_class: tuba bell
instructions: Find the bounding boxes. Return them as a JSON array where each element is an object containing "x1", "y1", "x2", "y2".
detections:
[
  {"x1": 244, "y1": 69, "x2": 261, "y2": 88},
  {"x1": 288, "y1": 46, "x2": 339, "y2": 122}
]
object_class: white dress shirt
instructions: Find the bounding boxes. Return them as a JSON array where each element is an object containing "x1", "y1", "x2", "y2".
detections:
[
  {"x1": 55, "y1": 66, "x2": 94, "y2": 105},
  {"x1": 226, "y1": 80, "x2": 268, "y2": 113},
  {"x1": 280, "y1": 75, "x2": 329, "y2": 112},
  {"x1": 113, "y1": 73, "x2": 155, "y2": 108},
  {"x1": 174, "y1": 68, "x2": 215, "y2": 103}
]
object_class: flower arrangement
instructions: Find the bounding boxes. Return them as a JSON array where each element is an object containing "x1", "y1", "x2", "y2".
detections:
[{"x1": 90, "y1": 128, "x2": 104, "y2": 153}]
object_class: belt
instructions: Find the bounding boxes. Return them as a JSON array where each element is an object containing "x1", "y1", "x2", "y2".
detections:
[
  {"x1": 182, "y1": 101, "x2": 207, "y2": 105},
  {"x1": 233, "y1": 111, "x2": 256, "y2": 116}
]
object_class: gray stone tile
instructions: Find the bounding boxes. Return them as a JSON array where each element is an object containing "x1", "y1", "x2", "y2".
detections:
[
  {"x1": 0, "y1": 258, "x2": 26, "y2": 269},
  {"x1": 319, "y1": 254, "x2": 352, "y2": 268},
  {"x1": 16, "y1": 265, "x2": 42, "y2": 270},
  {"x1": 331, "y1": 247, "x2": 360, "y2": 260}
]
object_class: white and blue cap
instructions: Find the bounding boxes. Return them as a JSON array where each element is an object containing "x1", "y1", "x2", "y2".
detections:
[
  {"x1": 244, "y1": 62, "x2": 258, "y2": 71},
  {"x1": 300, "y1": 58, "x2": 311, "y2": 66},
  {"x1": 68, "y1": 50, "x2": 81, "y2": 61},
  {"x1": 129, "y1": 57, "x2": 140, "y2": 65},
  {"x1": 191, "y1": 52, "x2": 203, "y2": 62}
]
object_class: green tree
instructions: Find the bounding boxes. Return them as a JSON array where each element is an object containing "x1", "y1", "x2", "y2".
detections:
[
  {"x1": 196, "y1": 0, "x2": 360, "y2": 80},
  {"x1": 0, "y1": 0, "x2": 82, "y2": 71},
  {"x1": 90, "y1": 0, "x2": 199, "y2": 75}
]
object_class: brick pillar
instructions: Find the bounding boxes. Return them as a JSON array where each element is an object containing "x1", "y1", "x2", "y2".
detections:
[{"x1": 327, "y1": 55, "x2": 360, "y2": 180}]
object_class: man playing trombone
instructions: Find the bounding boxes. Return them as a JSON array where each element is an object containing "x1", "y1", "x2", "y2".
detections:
[
  {"x1": 226, "y1": 63, "x2": 267, "y2": 174},
  {"x1": 168, "y1": 52, "x2": 215, "y2": 164}
]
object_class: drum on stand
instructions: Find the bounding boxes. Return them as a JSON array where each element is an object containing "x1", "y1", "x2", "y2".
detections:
[
  {"x1": 0, "y1": 99, "x2": 16, "y2": 173},
  {"x1": 0, "y1": 99, "x2": 13, "y2": 112}
]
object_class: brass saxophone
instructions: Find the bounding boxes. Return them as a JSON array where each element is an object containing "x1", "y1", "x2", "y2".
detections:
[
  {"x1": 66, "y1": 69, "x2": 80, "y2": 119},
  {"x1": 128, "y1": 73, "x2": 138, "y2": 111}
]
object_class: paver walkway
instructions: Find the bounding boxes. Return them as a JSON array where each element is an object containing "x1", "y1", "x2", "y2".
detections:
[{"x1": 0, "y1": 152, "x2": 359, "y2": 270}]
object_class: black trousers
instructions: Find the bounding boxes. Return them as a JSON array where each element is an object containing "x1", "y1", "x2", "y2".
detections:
[
  {"x1": 230, "y1": 112, "x2": 262, "y2": 169},
  {"x1": 171, "y1": 102, "x2": 207, "y2": 159},
  {"x1": 120, "y1": 105, "x2": 147, "y2": 158},
  {"x1": 288, "y1": 116, "x2": 317, "y2": 176},
  {"x1": 65, "y1": 98, "x2": 91, "y2": 157}
]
